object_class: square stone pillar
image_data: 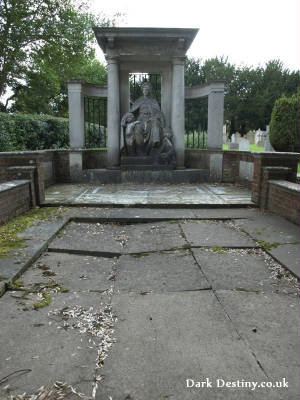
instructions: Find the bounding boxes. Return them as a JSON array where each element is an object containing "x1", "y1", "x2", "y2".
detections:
[
  {"x1": 68, "y1": 80, "x2": 85, "y2": 181},
  {"x1": 207, "y1": 86, "x2": 224, "y2": 150},
  {"x1": 107, "y1": 57, "x2": 120, "y2": 168},
  {"x1": 171, "y1": 58, "x2": 185, "y2": 169}
]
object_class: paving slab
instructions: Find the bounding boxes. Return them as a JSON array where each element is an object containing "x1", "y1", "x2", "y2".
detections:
[
  {"x1": 21, "y1": 252, "x2": 117, "y2": 293},
  {"x1": 269, "y1": 243, "x2": 300, "y2": 278},
  {"x1": 49, "y1": 221, "x2": 187, "y2": 255},
  {"x1": 115, "y1": 250, "x2": 210, "y2": 293},
  {"x1": 234, "y1": 214, "x2": 300, "y2": 244},
  {"x1": 180, "y1": 220, "x2": 257, "y2": 247},
  {"x1": 96, "y1": 292, "x2": 281, "y2": 400},
  {"x1": 216, "y1": 290, "x2": 299, "y2": 398},
  {"x1": 192, "y1": 248, "x2": 297, "y2": 293},
  {"x1": 0, "y1": 288, "x2": 112, "y2": 399}
]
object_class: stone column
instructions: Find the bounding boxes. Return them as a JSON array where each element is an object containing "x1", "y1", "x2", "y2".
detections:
[
  {"x1": 107, "y1": 57, "x2": 120, "y2": 168},
  {"x1": 207, "y1": 84, "x2": 224, "y2": 150},
  {"x1": 67, "y1": 80, "x2": 85, "y2": 181},
  {"x1": 171, "y1": 57, "x2": 185, "y2": 168}
]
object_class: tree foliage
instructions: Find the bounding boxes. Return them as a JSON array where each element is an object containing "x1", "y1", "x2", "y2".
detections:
[
  {"x1": 0, "y1": 112, "x2": 69, "y2": 151},
  {"x1": 0, "y1": 0, "x2": 112, "y2": 114},
  {"x1": 184, "y1": 57, "x2": 300, "y2": 135},
  {"x1": 269, "y1": 92, "x2": 300, "y2": 152}
]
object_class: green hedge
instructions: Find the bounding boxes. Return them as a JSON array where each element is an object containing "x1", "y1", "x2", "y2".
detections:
[
  {"x1": 0, "y1": 113, "x2": 69, "y2": 151},
  {"x1": 269, "y1": 93, "x2": 300, "y2": 152}
]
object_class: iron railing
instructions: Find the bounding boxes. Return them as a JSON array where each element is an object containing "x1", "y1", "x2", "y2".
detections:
[{"x1": 84, "y1": 97, "x2": 107, "y2": 148}]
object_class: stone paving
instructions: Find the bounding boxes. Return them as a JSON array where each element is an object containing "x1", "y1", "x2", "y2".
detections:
[
  {"x1": 0, "y1": 207, "x2": 299, "y2": 400},
  {"x1": 44, "y1": 183, "x2": 254, "y2": 206}
]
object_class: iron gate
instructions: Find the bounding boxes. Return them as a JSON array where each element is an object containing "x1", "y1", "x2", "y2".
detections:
[
  {"x1": 185, "y1": 97, "x2": 208, "y2": 149},
  {"x1": 84, "y1": 97, "x2": 107, "y2": 148}
]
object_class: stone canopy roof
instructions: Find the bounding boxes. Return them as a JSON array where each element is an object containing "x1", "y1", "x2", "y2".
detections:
[{"x1": 93, "y1": 27, "x2": 199, "y2": 61}]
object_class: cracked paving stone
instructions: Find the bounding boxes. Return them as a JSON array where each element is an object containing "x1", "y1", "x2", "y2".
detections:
[
  {"x1": 216, "y1": 290, "x2": 299, "y2": 398},
  {"x1": 180, "y1": 220, "x2": 257, "y2": 247},
  {"x1": 115, "y1": 249, "x2": 210, "y2": 293},
  {"x1": 192, "y1": 248, "x2": 298, "y2": 294},
  {"x1": 95, "y1": 291, "x2": 282, "y2": 400},
  {"x1": 49, "y1": 221, "x2": 187, "y2": 255}
]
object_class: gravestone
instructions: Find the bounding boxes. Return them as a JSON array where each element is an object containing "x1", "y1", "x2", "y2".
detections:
[
  {"x1": 246, "y1": 131, "x2": 255, "y2": 144},
  {"x1": 235, "y1": 132, "x2": 242, "y2": 143},
  {"x1": 229, "y1": 143, "x2": 239, "y2": 150},
  {"x1": 239, "y1": 138, "x2": 250, "y2": 151}
]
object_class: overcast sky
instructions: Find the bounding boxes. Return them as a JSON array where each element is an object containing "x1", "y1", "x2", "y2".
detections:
[{"x1": 90, "y1": 0, "x2": 300, "y2": 71}]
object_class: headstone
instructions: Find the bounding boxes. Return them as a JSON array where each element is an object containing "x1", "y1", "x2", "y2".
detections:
[
  {"x1": 246, "y1": 131, "x2": 255, "y2": 144},
  {"x1": 235, "y1": 132, "x2": 242, "y2": 143},
  {"x1": 255, "y1": 129, "x2": 262, "y2": 144},
  {"x1": 231, "y1": 133, "x2": 236, "y2": 143},
  {"x1": 239, "y1": 138, "x2": 250, "y2": 151}
]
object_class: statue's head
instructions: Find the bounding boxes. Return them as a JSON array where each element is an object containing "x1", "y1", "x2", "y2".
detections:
[{"x1": 141, "y1": 81, "x2": 152, "y2": 96}]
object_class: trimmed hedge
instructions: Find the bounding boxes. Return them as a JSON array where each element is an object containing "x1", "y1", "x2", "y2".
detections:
[
  {"x1": 0, "y1": 113, "x2": 69, "y2": 151},
  {"x1": 269, "y1": 93, "x2": 300, "y2": 152}
]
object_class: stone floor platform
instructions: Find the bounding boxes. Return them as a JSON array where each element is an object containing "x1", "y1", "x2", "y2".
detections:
[{"x1": 44, "y1": 183, "x2": 254, "y2": 207}]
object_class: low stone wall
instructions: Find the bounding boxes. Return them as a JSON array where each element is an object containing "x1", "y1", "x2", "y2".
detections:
[
  {"x1": 82, "y1": 149, "x2": 107, "y2": 169},
  {"x1": 53, "y1": 150, "x2": 71, "y2": 183},
  {"x1": 0, "y1": 151, "x2": 53, "y2": 204},
  {"x1": 0, "y1": 180, "x2": 31, "y2": 224},
  {"x1": 267, "y1": 180, "x2": 300, "y2": 225},
  {"x1": 251, "y1": 152, "x2": 299, "y2": 206}
]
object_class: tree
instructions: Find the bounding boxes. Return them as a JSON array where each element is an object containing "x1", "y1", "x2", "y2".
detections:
[
  {"x1": 0, "y1": 0, "x2": 113, "y2": 112},
  {"x1": 184, "y1": 57, "x2": 300, "y2": 135},
  {"x1": 270, "y1": 92, "x2": 300, "y2": 152}
]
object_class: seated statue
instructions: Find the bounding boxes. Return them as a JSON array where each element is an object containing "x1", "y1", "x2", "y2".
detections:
[{"x1": 121, "y1": 81, "x2": 166, "y2": 156}]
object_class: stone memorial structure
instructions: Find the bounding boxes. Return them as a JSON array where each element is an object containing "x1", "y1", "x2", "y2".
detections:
[{"x1": 67, "y1": 27, "x2": 225, "y2": 181}]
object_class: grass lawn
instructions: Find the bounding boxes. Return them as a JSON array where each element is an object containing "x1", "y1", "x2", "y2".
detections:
[{"x1": 222, "y1": 144, "x2": 264, "y2": 151}]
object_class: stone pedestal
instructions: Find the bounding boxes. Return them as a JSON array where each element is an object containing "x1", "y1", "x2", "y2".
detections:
[
  {"x1": 67, "y1": 81, "x2": 85, "y2": 181},
  {"x1": 207, "y1": 88, "x2": 224, "y2": 150},
  {"x1": 171, "y1": 58, "x2": 185, "y2": 169},
  {"x1": 107, "y1": 57, "x2": 120, "y2": 168}
]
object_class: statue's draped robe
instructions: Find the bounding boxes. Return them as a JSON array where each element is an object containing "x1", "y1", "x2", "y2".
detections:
[{"x1": 130, "y1": 96, "x2": 165, "y2": 152}]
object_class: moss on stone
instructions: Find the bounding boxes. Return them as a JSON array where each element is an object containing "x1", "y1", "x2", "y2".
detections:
[
  {"x1": 0, "y1": 207, "x2": 67, "y2": 257},
  {"x1": 7, "y1": 279, "x2": 24, "y2": 290},
  {"x1": 210, "y1": 246, "x2": 228, "y2": 254},
  {"x1": 33, "y1": 292, "x2": 52, "y2": 309},
  {"x1": 256, "y1": 239, "x2": 280, "y2": 251},
  {"x1": 132, "y1": 252, "x2": 149, "y2": 258}
]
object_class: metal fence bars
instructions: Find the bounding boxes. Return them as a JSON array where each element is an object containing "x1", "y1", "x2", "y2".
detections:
[
  {"x1": 129, "y1": 73, "x2": 161, "y2": 105},
  {"x1": 185, "y1": 97, "x2": 208, "y2": 149},
  {"x1": 84, "y1": 97, "x2": 107, "y2": 148}
]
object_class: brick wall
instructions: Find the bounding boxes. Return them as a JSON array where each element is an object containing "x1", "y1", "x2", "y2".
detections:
[
  {"x1": 0, "y1": 181, "x2": 31, "y2": 225},
  {"x1": 0, "y1": 151, "x2": 48, "y2": 204},
  {"x1": 267, "y1": 180, "x2": 300, "y2": 225},
  {"x1": 53, "y1": 151, "x2": 71, "y2": 182},
  {"x1": 223, "y1": 151, "x2": 253, "y2": 183},
  {"x1": 251, "y1": 152, "x2": 299, "y2": 206}
]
